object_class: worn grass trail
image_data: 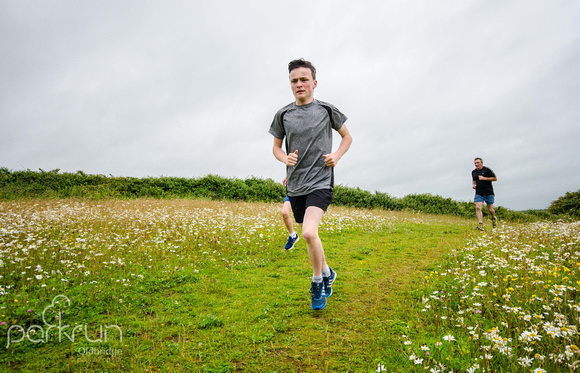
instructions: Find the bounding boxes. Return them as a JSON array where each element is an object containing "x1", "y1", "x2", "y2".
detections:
[
  {"x1": 129, "y1": 219, "x2": 470, "y2": 372},
  {"x1": 0, "y1": 200, "x2": 472, "y2": 372}
]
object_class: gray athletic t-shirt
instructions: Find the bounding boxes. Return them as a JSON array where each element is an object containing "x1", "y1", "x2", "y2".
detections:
[{"x1": 269, "y1": 99, "x2": 347, "y2": 197}]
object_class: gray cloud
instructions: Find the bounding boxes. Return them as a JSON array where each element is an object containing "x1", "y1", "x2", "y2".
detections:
[{"x1": 1, "y1": 0, "x2": 579, "y2": 210}]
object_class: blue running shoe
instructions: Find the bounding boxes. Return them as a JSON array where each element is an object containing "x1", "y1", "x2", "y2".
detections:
[
  {"x1": 310, "y1": 282, "x2": 326, "y2": 310},
  {"x1": 323, "y1": 267, "x2": 337, "y2": 298},
  {"x1": 285, "y1": 233, "x2": 299, "y2": 250}
]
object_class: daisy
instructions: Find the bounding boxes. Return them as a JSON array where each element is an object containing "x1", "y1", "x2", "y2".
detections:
[{"x1": 443, "y1": 334, "x2": 456, "y2": 342}]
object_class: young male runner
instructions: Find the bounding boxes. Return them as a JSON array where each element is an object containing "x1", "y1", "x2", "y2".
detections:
[{"x1": 269, "y1": 59, "x2": 353, "y2": 310}]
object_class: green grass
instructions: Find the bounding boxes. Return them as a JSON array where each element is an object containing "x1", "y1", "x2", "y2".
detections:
[
  {"x1": 0, "y1": 199, "x2": 474, "y2": 372},
  {"x1": 396, "y1": 221, "x2": 580, "y2": 372},
  {"x1": 1, "y1": 199, "x2": 577, "y2": 372}
]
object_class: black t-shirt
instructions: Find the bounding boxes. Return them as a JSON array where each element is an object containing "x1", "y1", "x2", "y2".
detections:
[{"x1": 472, "y1": 166, "x2": 496, "y2": 196}]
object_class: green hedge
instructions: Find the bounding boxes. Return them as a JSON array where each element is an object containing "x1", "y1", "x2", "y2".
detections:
[
  {"x1": 0, "y1": 168, "x2": 285, "y2": 202},
  {"x1": 548, "y1": 189, "x2": 580, "y2": 219},
  {"x1": 0, "y1": 167, "x2": 555, "y2": 221}
]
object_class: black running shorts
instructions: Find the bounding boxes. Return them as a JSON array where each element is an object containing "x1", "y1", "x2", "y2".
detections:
[{"x1": 288, "y1": 189, "x2": 333, "y2": 224}]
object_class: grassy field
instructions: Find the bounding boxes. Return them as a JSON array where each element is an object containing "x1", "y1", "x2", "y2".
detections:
[{"x1": 0, "y1": 199, "x2": 578, "y2": 372}]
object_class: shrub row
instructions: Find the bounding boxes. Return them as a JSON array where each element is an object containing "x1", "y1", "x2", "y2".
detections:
[
  {"x1": 548, "y1": 189, "x2": 580, "y2": 219},
  {"x1": 0, "y1": 167, "x2": 556, "y2": 222},
  {"x1": 0, "y1": 168, "x2": 285, "y2": 202},
  {"x1": 333, "y1": 186, "x2": 552, "y2": 222}
]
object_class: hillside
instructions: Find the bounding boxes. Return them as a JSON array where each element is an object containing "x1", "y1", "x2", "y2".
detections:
[{"x1": 0, "y1": 167, "x2": 552, "y2": 221}]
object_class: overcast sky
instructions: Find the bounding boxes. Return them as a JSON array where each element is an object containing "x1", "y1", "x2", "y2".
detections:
[{"x1": 1, "y1": 1, "x2": 579, "y2": 210}]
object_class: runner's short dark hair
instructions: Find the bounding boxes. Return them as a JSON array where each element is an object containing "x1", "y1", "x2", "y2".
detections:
[{"x1": 288, "y1": 59, "x2": 316, "y2": 80}]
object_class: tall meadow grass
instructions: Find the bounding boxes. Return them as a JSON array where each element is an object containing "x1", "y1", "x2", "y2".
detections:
[
  {"x1": 1, "y1": 193, "x2": 576, "y2": 371},
  {"x1": 392, "y1": 221, "x2": 580, "y2": 372},
  {"x1": 2, "y1": 199, "x2": 444, "y2": 371}
]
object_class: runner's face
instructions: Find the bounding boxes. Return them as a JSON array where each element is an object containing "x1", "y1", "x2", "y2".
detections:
[
  {"x1": 289, "y1": 67, "x2": 317, "y2": 105},
  {"x1": 474, "y1": 159, "x2": 483, "y2": 170}
]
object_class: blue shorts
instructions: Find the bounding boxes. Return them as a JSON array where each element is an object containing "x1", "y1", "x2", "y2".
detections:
[{"x1": 474, "y1": 194, "x2": 494, "y2": 205}]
